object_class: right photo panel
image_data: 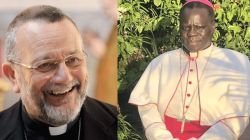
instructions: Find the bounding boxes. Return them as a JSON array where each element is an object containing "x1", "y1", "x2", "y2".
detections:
[{"x1": 118, "y1": 0, "x2": 250, "y2": 140}]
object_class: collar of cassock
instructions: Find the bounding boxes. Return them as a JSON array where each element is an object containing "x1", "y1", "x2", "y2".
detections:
[
  {"x1": 21, "y1": 106, "x2": 80, "y2": 136},
  {"x1": 182, "y1": 44, "x2": 214, "y2": 60}
]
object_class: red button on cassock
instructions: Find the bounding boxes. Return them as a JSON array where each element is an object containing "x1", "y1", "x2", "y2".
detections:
[{"x1": 191, "y1": 58, "x2": 195, "y2": 61}]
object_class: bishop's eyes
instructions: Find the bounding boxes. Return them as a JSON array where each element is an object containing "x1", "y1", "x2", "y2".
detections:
[
  {"x1": 65, "y1": 56, "x2": 83, "y2": 67},
  {"x1": 34, "y1": 55, "x2": 84, "y2": 73},
  {"x1": 35, "y1": 61, "x2": 58, "y2": 72},
  {"x1": 180, "y1": 25, "x2": 207, "y2": 32}
]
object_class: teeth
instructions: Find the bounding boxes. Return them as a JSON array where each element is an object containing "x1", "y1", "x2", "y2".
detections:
[
  {"x1": 54, "y1": 88, "x2": 71, "y2": 95},
  {"x1": 47, "y1": 87, "x2": 74, "y2": 95}
]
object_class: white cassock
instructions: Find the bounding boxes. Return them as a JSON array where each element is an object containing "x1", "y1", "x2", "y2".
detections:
[{"x1": 129, "y1": 44, "x2": 250, "y2": 140}]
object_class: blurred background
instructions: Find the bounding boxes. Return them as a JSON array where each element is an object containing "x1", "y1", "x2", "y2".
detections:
[{"x1": 0, "y1": 0, "x2": 117, "y2": 111}]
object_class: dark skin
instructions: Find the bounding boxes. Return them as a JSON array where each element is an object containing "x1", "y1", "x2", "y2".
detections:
[{"x1": 180, "y1": 7, "x2": 215, "y2": 52}]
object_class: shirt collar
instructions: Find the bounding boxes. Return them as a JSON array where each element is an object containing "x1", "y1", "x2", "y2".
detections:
[
  {"x1": 21, "y1": 104, "x2": 79, "y2": 136},
  {"x1": 182, "y1": 44, "x2": 214, "y2": 59},
  {"x1": 49, "y1": 124, "x2": 67, "y2": 136}
]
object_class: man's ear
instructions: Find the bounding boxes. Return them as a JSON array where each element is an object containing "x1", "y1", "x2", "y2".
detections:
[
  {"x1": 211, "y1": 21, "x2": 216, "y2": 33},
  {"x1": 2, "y1": 63, "x2": 20, "y2": 93}
]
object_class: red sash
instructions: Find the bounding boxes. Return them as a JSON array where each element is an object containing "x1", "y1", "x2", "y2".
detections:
[{"x1": 164, "y1": 115, "x2": 211, "y2": 140}]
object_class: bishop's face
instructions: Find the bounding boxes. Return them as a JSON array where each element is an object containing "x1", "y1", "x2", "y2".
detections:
[
  {"x1": 12, "y1": 19, "x2": 88, "y2": 126},
  {"x1": 180, "y1": 7, "x2": 215, "y2": 52}
]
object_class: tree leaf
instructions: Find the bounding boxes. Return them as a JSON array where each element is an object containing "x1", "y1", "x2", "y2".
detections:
[
  {"x1": 154, "y1": 0, "x2": 162, "y2": 6},
  {"x1": 137, "y1": 26, "x2": 144, "y2": 33},
  {"x1": 226, "y1": 12, "x2": 233, "y2": 22},
  {"x1": 245, "y1": 27, "x2": 250, "y2": 41},
  {"x1": 228, "y1": 25, "x2": 242, "y2": 35}
]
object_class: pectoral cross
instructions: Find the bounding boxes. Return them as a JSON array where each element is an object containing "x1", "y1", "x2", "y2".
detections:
[{"x1": 178, "y1": 116, "x2": 190, "y2": 133}]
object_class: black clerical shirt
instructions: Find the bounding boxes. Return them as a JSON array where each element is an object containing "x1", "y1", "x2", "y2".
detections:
[
  {"x1": 0, "y1": 96, "x2": 117, "y2": 140},
  {"x1": 21, "y1": 106, "x2": 81, "y2": 140}
]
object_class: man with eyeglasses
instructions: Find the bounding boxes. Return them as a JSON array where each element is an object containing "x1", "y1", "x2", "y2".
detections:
[
  {"x1": 0, "y1": 5, "x2": 117, "y2": 140},
  {"x1": 129, "y1": 0, "x2": 250, "y2": 139}
]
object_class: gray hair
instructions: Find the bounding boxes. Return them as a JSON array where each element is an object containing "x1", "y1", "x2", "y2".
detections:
[
  {"x1": 4, "y1": 5, "x2": 79, "y2": 61},
  {"x1": 4, "y1": 28, "x2": 17, "y2": 61}
]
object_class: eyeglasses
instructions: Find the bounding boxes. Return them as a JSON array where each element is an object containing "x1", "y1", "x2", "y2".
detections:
[
  {"x1": 180, "y1": 25, "x2": 207, "y2": 32},
  {"x1": 8, "y1": 53, "x2": 86, "y2": 73}
]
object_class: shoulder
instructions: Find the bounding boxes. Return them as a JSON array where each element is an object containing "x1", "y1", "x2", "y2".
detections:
[
  {"x1": 0, "y1": 101, "x2": 21, "y2": 125},
  {"x1": 216, "y1": 47, "x2": 248, "y2": 60},
  {"x1": 83, "y1": 96, "x2": 118, "y2": 117},
  {"x1": 213, "y1": 47, "x2": 250, "y2": 73},
  {"x1": 0, "y1": 101, "x2": 22, "y2": 139},
  {"x1": 148, "y1": 49, "x2": 180, "y2": 68},
  {"x1": 82, "y1": 96, "x2": 117, "y2": 139},
  {"x1": 215, "y1": 47, "x2": 249, "y2": 64}
]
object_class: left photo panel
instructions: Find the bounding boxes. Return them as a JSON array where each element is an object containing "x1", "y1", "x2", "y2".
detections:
[{"x1": 0, "y1": 0, "x2": 117, "y2": 139}]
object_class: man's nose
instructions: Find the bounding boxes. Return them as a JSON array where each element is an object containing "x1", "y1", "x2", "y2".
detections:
[
  {"x1": 188, "y1": 26, "x2": 198, "y2": 36},
  {"x1": 51, "y1": 63, "x2": 73, "y2": 84},
  {"x1": 188, "y1": 26, "x2": 197, "y2": 35}
]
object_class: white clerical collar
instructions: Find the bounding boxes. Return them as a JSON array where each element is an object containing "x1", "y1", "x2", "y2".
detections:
[
  {"x1": 182, "y1": 44, "x2": 214, "y2": 59},
  {"x1": 49, "y1": 124, "x2": 67, "y2": 136}
]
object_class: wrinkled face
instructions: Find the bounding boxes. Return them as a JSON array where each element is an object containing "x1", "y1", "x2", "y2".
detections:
[
  {"x1": 180, "y1": 8, "x2": 215, "y2": 52},
  {"x1": 13, "y1": 19, "x2": 88, "y2": 126}
]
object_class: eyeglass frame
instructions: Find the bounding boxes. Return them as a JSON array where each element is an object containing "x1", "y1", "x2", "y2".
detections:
[{"x1": 7, "y1": 51, "x2": 87, "y2": 73}]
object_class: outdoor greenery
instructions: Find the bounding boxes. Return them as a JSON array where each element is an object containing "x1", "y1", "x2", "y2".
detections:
[
  {"x1": 118, "y1": 114, "x2": 142, "y2": 140},
  {"x1": 118, "y1": 0, "x2": 249, "y2": 139},
  {"x1": 118, "y1": 0, "x2": 250, "y2": 93}
]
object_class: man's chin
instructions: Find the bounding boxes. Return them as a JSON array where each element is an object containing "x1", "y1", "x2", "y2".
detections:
[
  {"x1": 37, "y1": 92, "x2": 85, "y2": 126},
  {"x1": 185, "y1": 44, "x2": 204, "y2": 52},
  {"x1": 40, "y1": 101, "x2": 82, "y2": 126}
]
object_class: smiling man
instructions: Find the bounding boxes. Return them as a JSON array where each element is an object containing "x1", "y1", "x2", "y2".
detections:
[
  {"x1": 129, "y1": 0, "x2": 250, "y2": 140},
  {"x1": 0, "y1": 5, "x2": 117, "y2": 140}
]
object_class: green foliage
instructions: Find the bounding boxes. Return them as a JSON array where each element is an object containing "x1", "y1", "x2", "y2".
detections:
[
  {"x1": 118, "y1": 0, "x2": 182, "y2": 92},
  {"x1": 118, "y1": 114, "x2": 142, "y2": 140},
  {"x1": 118, "y1": 0, "x2": 250, "y2": 94},
  {"x1": 212, "y1": 0, "x2": 250, "y2": 56},
  {"x1": 118, "y1": 0, "x2": 249, "y2": 138}
]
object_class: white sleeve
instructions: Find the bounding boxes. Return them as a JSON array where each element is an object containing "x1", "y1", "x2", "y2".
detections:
[
  {"x1": 138, "y1": 104, "x2": 175, "y2": 140},
  {"x1": 199, "y1": 117, "x2": 249, "y2": 140},
  {"x1": 129, "y1": 57, "x2": 164, "y2": 106}
]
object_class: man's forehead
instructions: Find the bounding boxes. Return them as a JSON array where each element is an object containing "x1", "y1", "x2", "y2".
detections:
[
  {"x1": 181, "y1": 8, "x2": 210, "y2": 23},
  {"x1": 15, "y1": 19, "x2": 82, "y2": 46},
  {"x1": 14, "y1": 19, "x2": 83, "y2": 61},
  {"x1": 17, "y1": 19, "x2": 77, "y2": 37},
  {"x1": 183, "y1": 7, "x2": 209, "y2": 15}
]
